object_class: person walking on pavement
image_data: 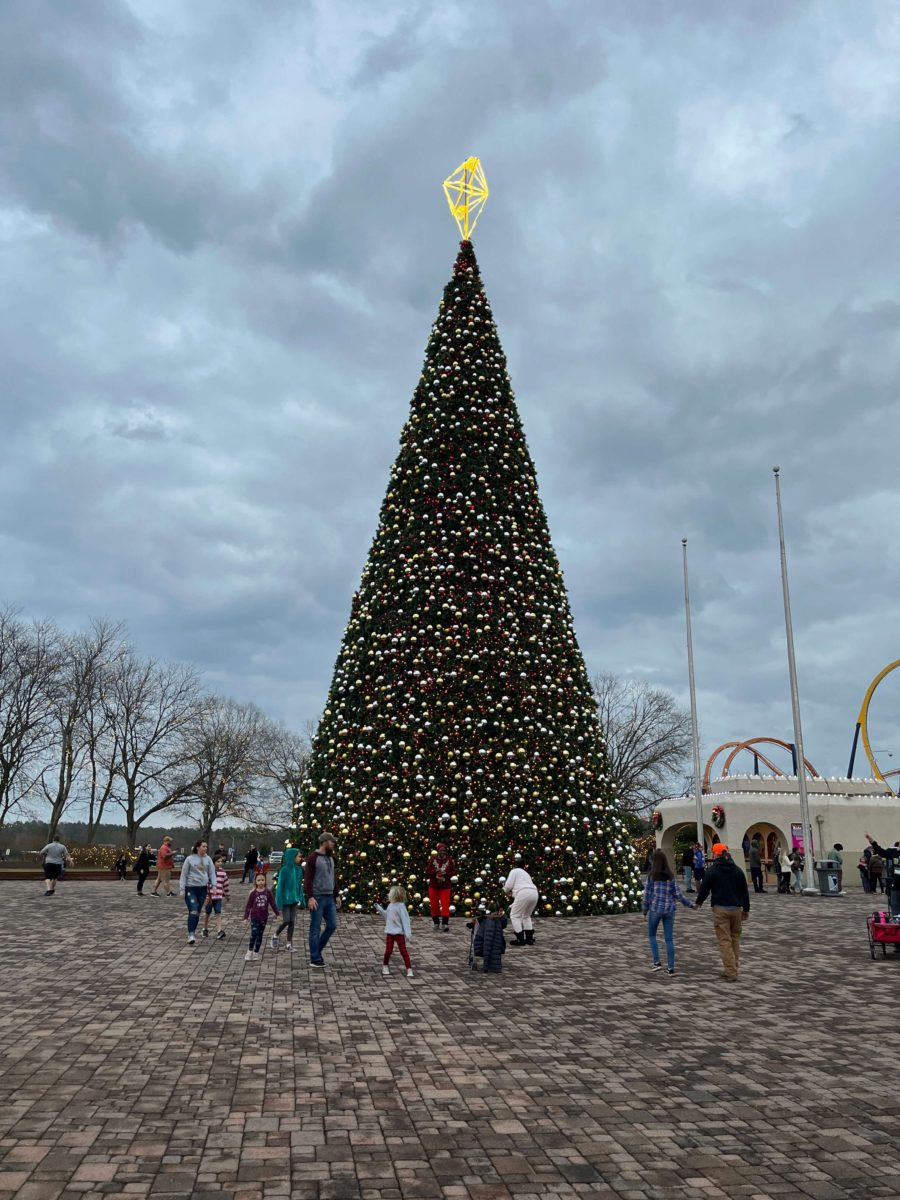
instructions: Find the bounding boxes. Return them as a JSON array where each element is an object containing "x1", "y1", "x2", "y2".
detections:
[
  {"x1": 134, "y1": 843, "x2": 152, "y2": 896},
  {"x1": 694, "y1": 843, "x2": 750, "y2": 982},
  {"x1": 179, "y1": 840, "x2": 216, "y2": 946},
  {"x1": 304, "y1": 832, "x2": 340, "y2": 968},
  {"x1": 243, "y1": 873, "x2": 279, "y2": 962},
  {"x1": 201, "y1": 853, "x2": 230, "y2": 940},
  {"x1": 425, "y1": 843, "x2": 456, "y2": 931},
  {"x1": 642, "y1": 849, "x2": 696, "y2": 975},
  {"x1": 502, "y1": 864, "x2": 540, "y2": 947},
  {"x1": 748, "y1": 837, "x2": 766, "y2": 894},
  {"x1": 152, "y1": 836, "x2": 176, "y2": 896},
  {"x1": 241, "y1": 844, "x2": 259, "y2": 884},
  {"x1": 272, "y1": 846, "x2": 306, "y2": 953},
  {"x1": 376, "y1": 884, "x2": 414, "y2": 977},
  {"x1": 39, "y1": 838, "x2": 71, "y2": 897}
]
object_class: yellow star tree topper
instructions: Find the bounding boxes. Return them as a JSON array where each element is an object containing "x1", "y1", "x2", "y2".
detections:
[{"x1": 442, "y1": 156, "x2": 489, "y2": 240}]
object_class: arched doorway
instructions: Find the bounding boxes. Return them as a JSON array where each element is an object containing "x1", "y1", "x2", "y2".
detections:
[
  {"x1": 659, "y1": 822, "x2": 718, "y2": 872},
  {"x1": 743, "y1": 821, "x2": 791, "y2": 887}
]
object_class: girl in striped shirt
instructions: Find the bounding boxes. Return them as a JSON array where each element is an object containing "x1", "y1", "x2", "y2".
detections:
[{"x1": 201, "y1": 854, "x2": 231, "y2": 941}]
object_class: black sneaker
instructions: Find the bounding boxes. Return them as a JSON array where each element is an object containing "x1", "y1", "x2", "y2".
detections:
[
  {"x1": 649, "y1": 962, "x2": 662, "y2": 972},
  {"x1": 310, "y1": 959, "x2": 325, "y2": 968},
  {"x1": 666, "y1": 968, "x2": 675, "y2": 976},
  {"x1": 201, "y1": 928, "x2": 209, "y2": 938},
  {"x1": 216, "y1": 931, "x2": 226, "y2": 941}
]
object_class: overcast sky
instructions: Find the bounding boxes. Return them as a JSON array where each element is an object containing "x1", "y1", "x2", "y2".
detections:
[{"x1": 2, "y1": 0, "x2": 899, "y2": 785}]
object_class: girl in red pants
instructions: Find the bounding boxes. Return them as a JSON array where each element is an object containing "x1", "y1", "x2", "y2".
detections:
[
  {"x1": 376, "y1": 886, "x2": 414, "y2": 978},
  {"x1": 426, "y1": 843, "x2": 455, "y2": 931}
]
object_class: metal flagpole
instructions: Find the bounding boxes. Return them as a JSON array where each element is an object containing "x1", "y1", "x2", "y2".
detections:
[
  {"x1": 681, "y1": 539, "x2": 705, "y2": 851},
  {"x1": 773, "y1": 468, "x2": 818, "y2": 894}
]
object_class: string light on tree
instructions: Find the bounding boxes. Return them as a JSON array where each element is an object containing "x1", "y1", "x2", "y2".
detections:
[{"x1": 290, "y1": 159, "x2": 641, "y2": 916}]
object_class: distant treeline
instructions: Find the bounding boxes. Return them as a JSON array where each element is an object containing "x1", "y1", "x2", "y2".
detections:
[
  {"x1": 0, "y1": 609, "x2": 312, "y2": 844},
  {"x1": 0, "y1": 818, "x2": 291, "y2": 855}
]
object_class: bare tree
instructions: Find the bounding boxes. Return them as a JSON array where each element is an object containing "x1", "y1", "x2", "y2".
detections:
[
  {"x1": 103, "y1": 653, "x2": 205, "y2": 844},
  {"x1": 0, "y1": 609, "x2": 60, "y2": 829},
  {"x1": 591, "y1": 672, "x2": 692, "y2": 817},
  {"x1": 257, "y1": 720, "x2": 312, "y2": 831},
  {"x1": 41, "y1": 619, "x2": 128, "y2": 840},
  {"x1": 177, "y1": 696, "x2": 269, "y2": 840}
]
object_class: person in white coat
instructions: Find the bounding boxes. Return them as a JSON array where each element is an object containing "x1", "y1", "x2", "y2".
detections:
[
  {"x1": 376, "y1": 885, "x2": 414, "y2": 977},
  {"x1": 503, "y1": 865, "x2": 539, "y2": 947}
]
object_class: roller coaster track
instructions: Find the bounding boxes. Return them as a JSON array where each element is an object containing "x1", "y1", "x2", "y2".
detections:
[{"x1": 702, "y1": 737, "x2": 820, "y2": 795}]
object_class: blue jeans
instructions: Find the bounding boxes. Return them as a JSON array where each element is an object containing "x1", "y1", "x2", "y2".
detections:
[
  {"x1": 647, "y1": 910, "x2": 675, "y2": 970},
  {"x1": 184, "y1": 886, "x2": 207, "y2": 934},
  {"x1": 308, "y1": 895, "x2": 337, "y2": 962},
  {"x1": 682, "y1": 867, "x2": 693, "y2": 891}
]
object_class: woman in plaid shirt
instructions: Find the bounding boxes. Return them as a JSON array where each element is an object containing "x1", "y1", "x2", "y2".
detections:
[{"x1": 642, "y1": 849, "x2": 696, "y2": 975}]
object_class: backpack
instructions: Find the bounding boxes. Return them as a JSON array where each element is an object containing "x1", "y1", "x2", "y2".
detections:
[{"x1": 870, "y1": 855, "x2": 884, "y2": 875}]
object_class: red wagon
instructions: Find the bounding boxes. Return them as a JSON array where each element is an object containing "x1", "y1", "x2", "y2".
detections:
[{"x1": 867, "y1": 913, "x2": 900, "y2": 959}]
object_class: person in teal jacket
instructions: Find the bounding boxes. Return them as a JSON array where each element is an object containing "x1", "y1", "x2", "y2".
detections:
[{"x1": 271, "y1": 847, "x2": 306, "y2": 952}]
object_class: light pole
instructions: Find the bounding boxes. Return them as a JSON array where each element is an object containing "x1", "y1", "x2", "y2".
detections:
[
  {"x1": 773, "y1": 468, "x2": 817, "y2": 894},
  {"x1": 682, "y1": 539, "x2": 705, "y2": 851}
]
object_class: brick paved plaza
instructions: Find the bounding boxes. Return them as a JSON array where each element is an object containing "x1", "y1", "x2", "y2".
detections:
[{"x1": 1, "y1": 880, "x2": 897, "y2": 1200}]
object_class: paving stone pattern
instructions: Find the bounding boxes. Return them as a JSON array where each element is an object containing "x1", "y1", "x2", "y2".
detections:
[{"x1": 0, "y1": 880, "x2": 897, "y2": 1199}]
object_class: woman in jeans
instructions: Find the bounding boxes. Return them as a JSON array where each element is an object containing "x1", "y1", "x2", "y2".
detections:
[
  {"x1": 642, "y1": 849, "x2": 696, "y2": 976},
  {"x1": 179, "y1": 840, "x2": 216, "y2": 945}
]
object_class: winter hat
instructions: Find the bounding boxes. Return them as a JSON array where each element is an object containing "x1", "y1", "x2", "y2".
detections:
[
  {"x1": 436, "y1": 842, "x2": 447, "y2": 851},
  {"x1": 712, "y1": 843, "x2": 729, "y2": 856},
  {"x1": 319, "y1": 831, "x2": 337, "y2": 846}
]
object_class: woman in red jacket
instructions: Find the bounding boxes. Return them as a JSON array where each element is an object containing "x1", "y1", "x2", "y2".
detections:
[{"x1": 426, "y1": 843, "x2": 455, "y2": 932}]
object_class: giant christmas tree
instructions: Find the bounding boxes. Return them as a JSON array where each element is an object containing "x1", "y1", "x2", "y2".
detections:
[{"x1": 292, "y1": 160, "x2": 640, "y2": 917}]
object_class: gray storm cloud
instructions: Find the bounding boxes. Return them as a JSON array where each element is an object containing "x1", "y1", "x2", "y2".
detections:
[{"x1": 1, "y1": 0, "x2": 899, "y2": 782}]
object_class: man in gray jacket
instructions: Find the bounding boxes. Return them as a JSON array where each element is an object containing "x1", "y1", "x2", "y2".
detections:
[{"x1": 304, "y1": 832, "x2": 340, "y2": 968}]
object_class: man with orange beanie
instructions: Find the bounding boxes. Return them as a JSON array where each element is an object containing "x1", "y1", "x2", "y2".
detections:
[{"x1": 694, "y1": 843, "x2": 750, "y2": 982}]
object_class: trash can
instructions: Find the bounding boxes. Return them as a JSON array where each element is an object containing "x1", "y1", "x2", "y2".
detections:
[{"x1": 815, "y1": 859, "x2": 841, "y2": 896}]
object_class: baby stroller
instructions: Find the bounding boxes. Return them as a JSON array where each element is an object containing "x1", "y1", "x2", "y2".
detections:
[{"x1": 467, "y1": 909, "x2": 507, "y2": 973}]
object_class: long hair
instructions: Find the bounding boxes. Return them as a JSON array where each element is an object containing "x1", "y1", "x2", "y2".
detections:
[
  {"x1": 650, "y1": 849, "x2": 673, "y2": 882},
  {"x1": 388, "y1": 885, "x2": 407, "y2": 904}
]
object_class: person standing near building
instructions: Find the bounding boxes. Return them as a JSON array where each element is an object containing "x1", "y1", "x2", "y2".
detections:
[
  {"x1": 829, "y1": 844, "x2": 844, "y2": 893},
  {"x1": 692, "y1": 843, "x2": 706, "y2": 892},
  {"x1": 179, "y1": 840, "x2": 217, "y2": 946},
  {"x1": 694, "y1": 843, "x2": 750, "y2": 982},
  {"x1": 39, "y1": 838, "x2": 71, "y2": 897},
  {"x1": 680, "y1": 845, "x2": 695, "y2": 893},
  {"x1": 134, "y1": 843, "x2": 152, "y2": 896},
  {"x1": 748, "y1": 838, "x2": 765, "y2": 894},
  {"x1": 502, "y1": 864, "x2": 540, "y2": 947},
  {"x1": 789, "y1": 848, "x2": 804, "y2": 894},
  {"x1": 152, "y1": 836, "x2": 176, "y2": 896},
  {"x1": 869, "y1": 849, "x2": 886, "y2": 895},
  {"x1": 304, "y1": 832, "x2": 340, "y2": 968},
  {"x1": 425, "y1": 843, "x2": 456, "y2": 931},
  {"x1": 865, "y1": 834, "x2": 900, "y2": 914}
]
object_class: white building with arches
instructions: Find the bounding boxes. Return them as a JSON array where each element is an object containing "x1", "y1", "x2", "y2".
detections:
[{"x1": 654, "y1": 775, "x2": 897, "y2": 885}]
